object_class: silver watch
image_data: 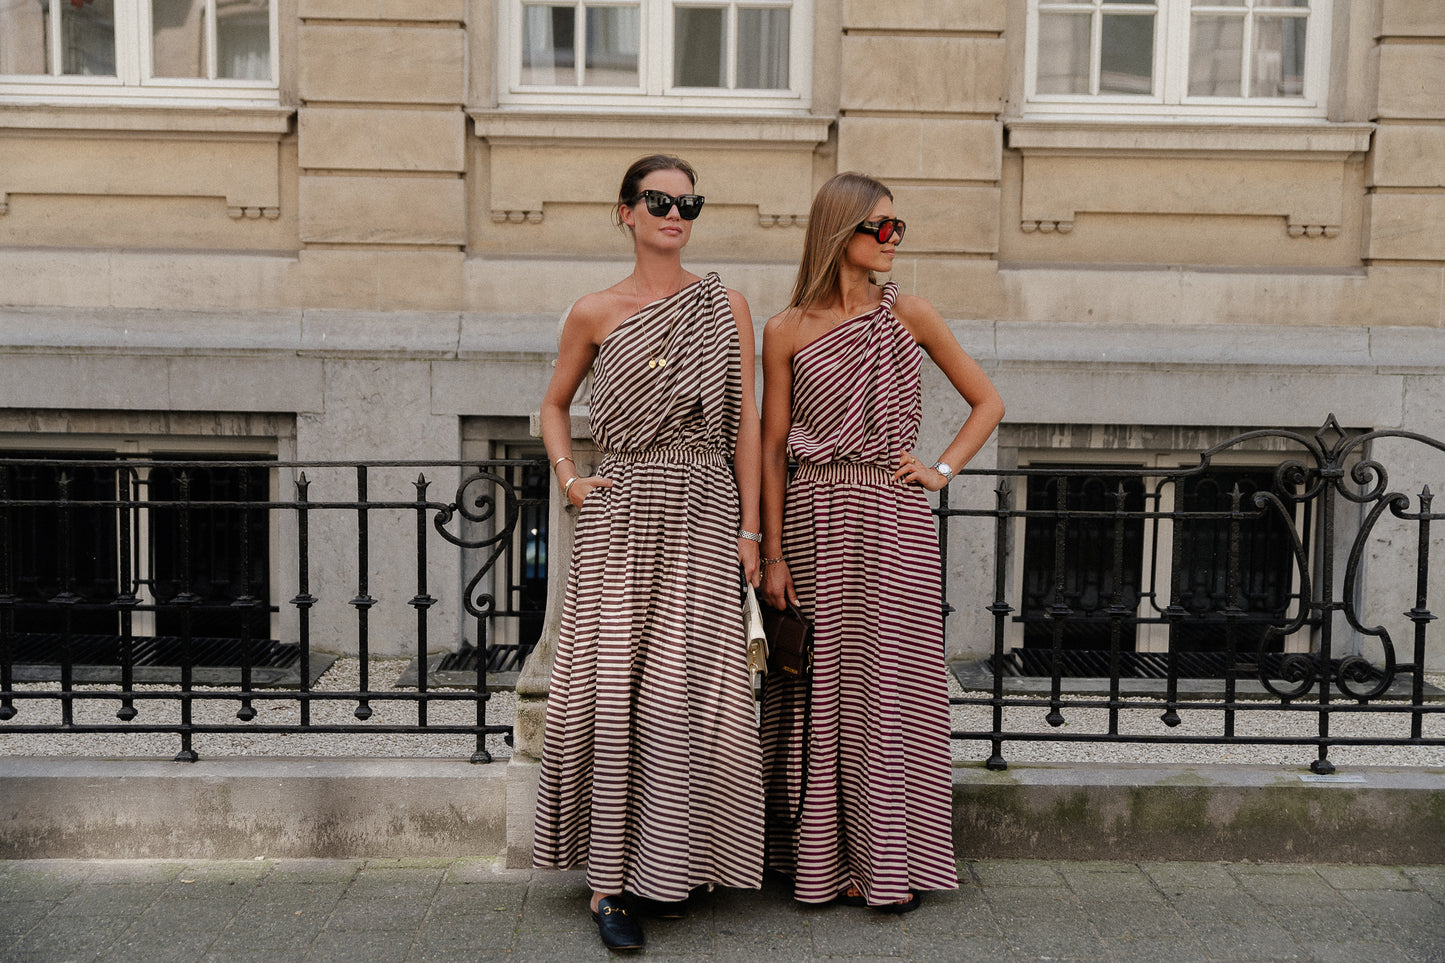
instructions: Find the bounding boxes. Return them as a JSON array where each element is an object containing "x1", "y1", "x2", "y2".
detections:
[{"x1": 932, "y1": 461, "x2": 954, "y2": 483}]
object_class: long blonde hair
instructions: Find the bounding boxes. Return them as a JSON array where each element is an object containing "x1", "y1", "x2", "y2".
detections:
[{"x1": 788, "y1": 172, "x2": 893, "y2": 316}]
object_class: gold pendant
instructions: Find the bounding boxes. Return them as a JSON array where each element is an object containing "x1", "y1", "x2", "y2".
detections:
[{"x1": 648, "y1": 356, "x2": 666, "y2": 369}]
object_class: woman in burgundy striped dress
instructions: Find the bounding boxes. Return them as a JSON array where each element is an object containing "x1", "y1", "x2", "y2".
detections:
[
  {"x1": 533, "y1": 155, "x2": 766, "y2": 951},
  {"x1": 758, "y1": 172, "x2": 1004, "y2": 912}
]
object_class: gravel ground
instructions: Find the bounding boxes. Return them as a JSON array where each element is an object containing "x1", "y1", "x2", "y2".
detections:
[{"x1": 2, "y1": 658, "x2": 1442, "y2": 770}]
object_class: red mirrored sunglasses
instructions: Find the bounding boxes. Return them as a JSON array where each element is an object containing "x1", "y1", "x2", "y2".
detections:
[{"x1": 855, "y1": 218, "x2": 906, "y2": 244}]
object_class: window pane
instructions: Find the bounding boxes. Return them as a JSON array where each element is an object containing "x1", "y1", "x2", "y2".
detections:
[
  {"x1": 583, "y1": 5, "x2": 638, "y2": 86},
  {"x1": 61, "y1": 0, "x2": 117, "y2": 76},
  {"x1": 0, "y1": 3, "x2": 50, "y2": 75},
  {"x1": 521, "y1": 4, "x2": 575, "y2": 85},
  {"x1": 1099, "y1": 13, "x2": 1153, "y2": 94},
  {"x1": 152, "y1": 0, "x2": 206, "y2": 79},
  {"x1": 1036, "y1": 12, "x2": 1091, "y2": 95},
  {"x1": 674, "y1": 6, "x2": 725, "y2": 87},
  {"x1": 217, "y1": 0, "x2": 271, "y2": 80},
  {"x1": 737, "y1": 7, "x2": 788, "y2": 89},
  {"x1": 1189, "y1": 14, "x2": 1243, "y2": 96},
  {"x1": 1252, "y1": 15, "x2": 1306, "y2": 97}
]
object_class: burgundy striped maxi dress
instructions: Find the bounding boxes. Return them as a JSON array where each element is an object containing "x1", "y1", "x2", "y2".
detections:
[
  {"x1": 761, "y1": 281, "x2": 959, "y2": 905},
  {"x1": 532, "y1": 272, "x2": 766, "y2": 902}
]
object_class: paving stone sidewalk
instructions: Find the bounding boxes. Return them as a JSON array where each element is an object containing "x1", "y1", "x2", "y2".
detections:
[{"x1": 0, "y1": 857, "x2": 1441, "y2": 962}]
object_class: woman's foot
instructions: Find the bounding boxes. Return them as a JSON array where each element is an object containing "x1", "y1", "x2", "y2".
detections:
[
  {"x1": 835, "y1": 886, "x2": 922, "y2": 913},
  {"x1": 590, "y1": 894, "x2": 644, "y2": 951}
]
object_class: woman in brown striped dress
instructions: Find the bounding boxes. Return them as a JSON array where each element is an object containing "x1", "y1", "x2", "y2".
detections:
[
  {"x1": 759, "y1": 172, "x2": 1004, "y2": 912},
  {"x1": 533, "y1": 155, "x2": 766, "y2": 951}
]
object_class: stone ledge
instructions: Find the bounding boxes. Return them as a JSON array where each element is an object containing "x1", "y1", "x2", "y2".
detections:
[
  {"x1": 0, "y1": 758, "x2": 507, "y2": 860},
  {"x1": 955, "y1": 763, "x2": 1445, "y2": 864}
]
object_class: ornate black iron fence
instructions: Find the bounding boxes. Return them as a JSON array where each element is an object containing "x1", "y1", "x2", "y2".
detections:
[
  {"x1": 938, "y1": 417, "x2": 1444, "y2": 774},
  {"x1": 0, "y1": 456, "x2": 547, "y2": 762}
]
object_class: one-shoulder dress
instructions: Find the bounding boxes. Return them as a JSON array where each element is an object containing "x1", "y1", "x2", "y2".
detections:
[
  {"x1": 760, "y1": 281, "x2": 959, "y2": 905},
  {"x1": 532, "y1": 272, "x2": 766, "y2": 902}
]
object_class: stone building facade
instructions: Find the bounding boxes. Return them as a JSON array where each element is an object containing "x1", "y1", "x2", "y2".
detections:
[{"x1": 0, "y1": 1, "x2": 1440, "y2": 667}]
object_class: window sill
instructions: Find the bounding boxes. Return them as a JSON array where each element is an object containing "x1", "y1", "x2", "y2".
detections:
[
  {"x1": 0, "y1": 101, "x2": 294, "y2": 136},
  {"x1": 470, "y1": 107, "x2": 831, "y2": 146},
  {"x1": 1006, "y1": 117, "x2": 1374, "y2": 157}
]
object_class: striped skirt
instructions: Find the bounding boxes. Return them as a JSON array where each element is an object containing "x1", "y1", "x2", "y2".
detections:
[
  {"x1": 760, "y1": 461, "x2": 958, "y2": 904},
  {"x1": 532, "y1": 447, "x2": 766, "y2": 901}
]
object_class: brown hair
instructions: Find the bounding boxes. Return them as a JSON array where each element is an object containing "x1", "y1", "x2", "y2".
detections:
[
  {"x1": 787, "y1": 172, "x2": 893, "y2": 315},
  {"x1": 614, "y1": 154, "x2": 699, "y2": 231}
]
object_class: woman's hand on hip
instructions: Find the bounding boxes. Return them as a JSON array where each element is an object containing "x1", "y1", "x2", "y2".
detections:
[
  {"x1": 893, "y1": 451, "x2": 949, "y2": 492},
  {"x1": 566, "y1": 475, "x2": 613, "y2": 509}
]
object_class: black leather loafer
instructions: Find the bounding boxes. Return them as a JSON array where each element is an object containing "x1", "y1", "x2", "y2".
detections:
[{"x1": 591, "y1": 895, "x2": 644, "y2": 951}]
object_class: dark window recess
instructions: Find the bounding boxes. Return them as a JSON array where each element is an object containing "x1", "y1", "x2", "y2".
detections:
[
  {"x1": 1168, "y1": 468, "x2": 1300, "y2": 653},
  {"x1": 1021, "y1": 467, "x2": 1146, "y2": 650},
  {"x1": 515, "y1": 456, "x2": 548, "y2": 658},
  {"x1": 0, "y1": 452, "x2": 122, "y2": 636},
  {"x1": 146, "y1": 456, "x2": 272, "y2": 640}
]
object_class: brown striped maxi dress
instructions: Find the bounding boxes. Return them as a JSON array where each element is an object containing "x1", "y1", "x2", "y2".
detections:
[
  {"x1": 761, "y1": 281, "x2": 959, "y2": 905},
  {"x1": 532, "y1": 272, "x2": 766, "y2": 902}
]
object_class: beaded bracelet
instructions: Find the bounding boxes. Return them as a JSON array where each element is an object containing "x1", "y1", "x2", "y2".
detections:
[{"x1": 762, "y1": 556, "x2": 785, "y2": 567}]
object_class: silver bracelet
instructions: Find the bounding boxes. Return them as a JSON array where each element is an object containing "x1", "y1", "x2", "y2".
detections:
[
  {"x1": 738, "y1": 530, "x2": 762, "y2": 543},
  {"x1": 562, "y1": 476, "x2": 580, "y2": 500}
]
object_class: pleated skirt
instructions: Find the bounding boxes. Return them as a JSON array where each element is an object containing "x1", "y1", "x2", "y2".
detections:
[{"x1": 760, "y1": 461, "x2": 959, "y2": 905}]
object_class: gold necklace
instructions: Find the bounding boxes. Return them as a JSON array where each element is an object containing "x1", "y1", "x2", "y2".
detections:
[{"x1": 634, "y1": 274, "x2": 684, "y2": 370}]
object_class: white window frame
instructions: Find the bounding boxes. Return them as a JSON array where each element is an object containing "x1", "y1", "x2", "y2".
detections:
[
  {"x1": 0, "y1": 0, "x2": 279, "y2": 105},
  {"x1": 499, "y1": 0, "x2": 811, "y2": 112},
  {"x1": 1024, "y1": 0, "x2": 1331, "y2": 119}
]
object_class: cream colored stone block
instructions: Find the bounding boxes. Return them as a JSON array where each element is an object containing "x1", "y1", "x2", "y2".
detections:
[
  {"x1": 0, "y1": 195, "x2": 293, "y2": 253},
  {"x1": 299, "y1": 175, "x2": 465, "y2": 245},
  {"x1": 298, "y1": 25, "x2": 464, "y2": 104},
  {"x1": 108, "y1": 252, "x2": 296, "y2": 311},
  {"x1": 484, "y1": 143, "x2": 815, "y2": 224},
  {"x1": 843, "y1": 0, "x2": 1004, "y2": 31},
  {"x1": 0, "y1": 355, "x2": 171, "y2": 410},
  {"x1": 299, "y1": 0, "x2": 463, "y2": 20},
  {"x1": 1367, "y1": 193, "x2": 1445, "y2": 260},
  {"x1": 377, "y1": 251, "x2": 466, "y2": 311},
  {"x1": 893, "y1": 257, "x2": 1003, "y2": 322},
  {"x1": 1375, "y1": 44, "x2": 1445, "y2": 119},
  {"x1": 838, "y1": 118, "x2": 1001, "y2": 182},
  {"x1": 1371, "y1": 125, "x2": 1445, "y2": 188},
  {"x1": 1019, "y1": 154, "x2": 1348, "y2": 235},
  {"x1": 0, "y1": 135, "x2": 280, "y2": 214},
  {"x1": 296, "y1": 249, "x2": 387, "y2": 309},
  {"x1": 841, "y1": 36, "x2": 1005, "y2": 113},
  {"x1": 1378, "y1": 1, "x2": 1445, "y2": 37},
  {"x1": 300, "y1": 108, "x2": 465, "y2": 172},
  {"x1": 891, "y1": 185, "x2": 1000, "y2": 254},
  {"x1": 0, "y1": 250, "x2": 112, "y2": 306}
]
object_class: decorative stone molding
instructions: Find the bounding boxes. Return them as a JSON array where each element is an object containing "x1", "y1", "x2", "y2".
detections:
[
  {"x1": 228, "y1": 207, "x2": 282, "y2": 220},
  {"x1": 1287, "y1": 224, "x2": 1341, "y2": 238},
  {"x1": 1007, "y1": 118, "x2": 1371, "y2": 241},
  {"x1": 490, "y1": 210, "x2": 545, "y2": 224},
  {"x1": 1020, "y1": 220, "x2": 1073, "y2": 234},
  {"x1": 758, "y1": 214, "x2": 807, "y2": 228}
]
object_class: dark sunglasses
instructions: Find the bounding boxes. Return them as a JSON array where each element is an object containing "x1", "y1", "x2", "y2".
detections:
[
  {"x1": 856, "y1": 217, "x2": 906, "y2": 244},
  {"x1": 631, "y1": 189, "x2": 706, "y2": 220}
]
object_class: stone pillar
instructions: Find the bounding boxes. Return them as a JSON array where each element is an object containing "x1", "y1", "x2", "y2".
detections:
[
  {"x1": 836, "y1": 0, "x2": 1006, "y2": 322},
  {"x1": 295, "y1": 0, "x2": 468, "y2": 310},
  {"x1": 505, "y1": 415, "x2": 593, "y2": 868}
]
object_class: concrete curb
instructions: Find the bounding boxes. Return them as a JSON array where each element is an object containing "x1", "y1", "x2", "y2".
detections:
[
  {"x1": 954, "y1": 763, "x2": 1445, "y2": 864},
  {"x1": 2, "y1": 758, "x2": 1441, "y2": 864}
]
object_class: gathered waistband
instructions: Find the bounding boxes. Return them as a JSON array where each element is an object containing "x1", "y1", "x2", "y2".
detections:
[
  {"x1": 792, "y1": 460, "x2": 906, "y2": 488},
  {"x1": 598, "y1": 447, "x2": 729, "y2": 467}
]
